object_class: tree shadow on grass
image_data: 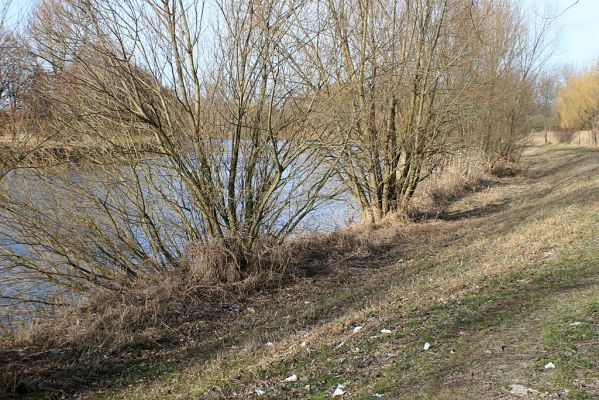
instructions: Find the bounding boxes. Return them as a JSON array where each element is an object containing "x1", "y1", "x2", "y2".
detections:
[{"x1": 412, "y1": 198, "x2": 512, "y2": 222}]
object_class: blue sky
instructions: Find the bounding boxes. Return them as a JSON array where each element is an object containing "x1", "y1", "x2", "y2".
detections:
[
  {"x1": 5, "y1": 0, "x2": 599, "y2": 70},
  {"x1": 537, "y1": 0, "x2": 599, "y2": 69}
]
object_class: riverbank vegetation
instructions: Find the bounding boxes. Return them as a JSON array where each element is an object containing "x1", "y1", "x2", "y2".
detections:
[
  {"x1": 2, "y1": 145, "x2": 598, "y2": 398},
  {"x1": 1, "y1": 0, "x2": 599, "y2": 397},
  {"x1": 1, "y1": 0, "x2": 551, "y2": 295}
]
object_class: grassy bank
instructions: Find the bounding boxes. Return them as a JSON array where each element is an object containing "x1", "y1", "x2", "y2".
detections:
[{"x1": 2, "y1": 145, "x2": 599, "y2": 399}]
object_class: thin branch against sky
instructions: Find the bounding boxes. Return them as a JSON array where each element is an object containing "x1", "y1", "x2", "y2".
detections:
[
  {"x1": 5, "y1": 0, "x2": 599, "y2": 69},
  {"x1": 542, "y1": 0, "x2": 580, "y2": 20}
]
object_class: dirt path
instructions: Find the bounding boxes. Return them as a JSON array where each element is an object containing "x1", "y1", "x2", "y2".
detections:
[{"x1": 35, "y1": 146, "x2": 599, "y2": 399}]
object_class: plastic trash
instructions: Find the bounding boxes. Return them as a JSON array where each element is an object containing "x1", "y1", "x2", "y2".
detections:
[
  {"x1": 544, "y1": 362, "x2": 555, "y2": 369},
  {"x1": 285, "y1": 374, "x2": 298, "y2": 382},
  {"x1": 255, "y1": 387, "x2": 266, "y2": 395},
  {"x1": 380, "y1": 328, "x2": 392, "y2": 334},
  {"x1": 353, "y1": 326, "x2": 363, "y2": 334},
  {"x1": 509, "y1": 384, "x2": 539, "y2": 396},
  {"x1": 332, "y1": 385, "x2": 346, "y2": 396},
  {"x1": 423, "y1": 342, "x2": 431, "y2": 350}
]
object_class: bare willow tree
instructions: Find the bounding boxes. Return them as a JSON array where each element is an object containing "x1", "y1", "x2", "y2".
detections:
[
  {"x1": 0, "y1": 0, "x2": 338, "y2": 289},
  {"x1": 555, "y1": 64, "x2": 599, "y2": 144},
  {"x1": 0, "y1": 0, "x2": 62, "y2": 184},
  {"x1": 0, "y1": 0, "x2": 22, "y2": 179},
  {"x1": 293, "y1": 0, "x2": 497, "y2": 221},
  {"x1": 460, "y1": 0, "x2": 554, "y2": 168}
]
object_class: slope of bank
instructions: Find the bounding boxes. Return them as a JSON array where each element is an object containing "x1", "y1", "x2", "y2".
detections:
[{"x1": 2, "y1": 145, "x2": 599, "y2": 399}]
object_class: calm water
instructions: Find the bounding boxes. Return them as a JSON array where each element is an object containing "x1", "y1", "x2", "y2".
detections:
[{"x1": 0, "y1": 160, "x2": 357, "y2": 329}]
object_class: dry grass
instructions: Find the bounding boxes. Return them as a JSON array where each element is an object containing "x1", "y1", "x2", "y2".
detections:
[
  {"x1": 0, "y1": 218, "x2": 390, "y2": 397},
  {"x1": 0, "y1": 270, "x2": 227, "y2": 396},
  {"x1": 184, "y1": 238, "x2": 293, "y2": 285},
  {"x1": 185, "y1": 225, "x2": 384, "y2": 285},
  {"x1": 121, "y1": 145, "x2": 597, "y2": 400},
  {"x1": 412, "y1": 151, "x2": 494, "y2": 215},
  {"x1": 2, "y1": 145, "x2": 596, "y2": 399}
]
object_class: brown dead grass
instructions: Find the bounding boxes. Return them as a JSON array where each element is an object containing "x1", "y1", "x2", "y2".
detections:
[
  {"x1": 411, "y1": 151, "x2": 506, "y2": 218},
  {"x1": 143, "y1": 145, "x2": 597, "y2": 400},
  {"x1": 0, "y1": 148, "x2": 553, "y2": 399},
  {"x1": 0, "y1": 213, "x2": 396, "y2": 397},
  {"x1": 0, "y1": 270, "x2": 229, "y2": 396},
  {"x1": 184, "y1": 227, "x2": 380, "y2": 286}
]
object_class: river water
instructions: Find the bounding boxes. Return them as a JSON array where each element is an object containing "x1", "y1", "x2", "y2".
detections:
[{"x1": 0, "y1": 159, "x2": 357, "y2": 329}]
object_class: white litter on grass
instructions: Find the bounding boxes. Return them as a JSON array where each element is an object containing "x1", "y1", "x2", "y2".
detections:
[
  {"x1": 353, "y1": 326, "x2": 363, "y2": 334},
  {"x1": 266, "y1": 341, "x2": 273, "y2": 347},
  {"x1": 509, "y1": 384, "x2": 539, "y2": 397},
  {"x1": 374, "y1": 394, "x2": 385, "y2": 398},
  {"x1": 336, "y1": 340, "x2": 346, "y2": 348},
  {"x1": 544, "y1": 362, "x2": 556, "y2": 369},
  {"x1": 570, "y1": 321, "x2": 582, "y2": 327},
  {"x1": 300, "y1": 341, "x2": 307, "y2": 347},
  {"x1": 255, "y1": 387, "x2": 266, "y2": 395},
  {"x1": 332, "y1": 385, "x2": 346, "y2": 396},
  {"x1": 380, "y1": 328, "x2": 392, "y2": 334},
  {"x1": 285, "y1": 374, "x2": 298, "y2": 382},
  {"x1": 423, "y1": 342, "x2": 431, "y2": 350}
]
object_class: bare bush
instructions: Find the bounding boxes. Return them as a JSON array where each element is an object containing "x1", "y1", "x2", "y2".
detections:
[{"x1": 1, "y1": 0, "x2": 340, "y2": 301}]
